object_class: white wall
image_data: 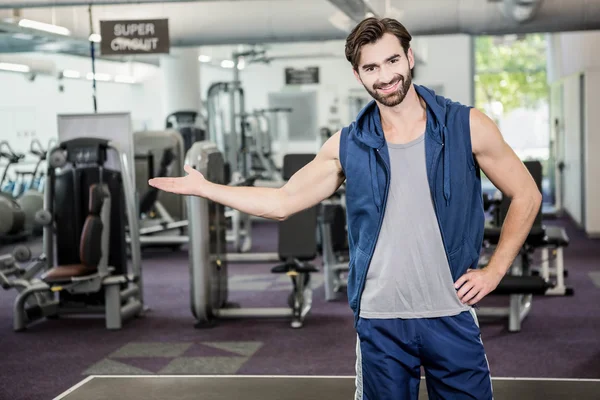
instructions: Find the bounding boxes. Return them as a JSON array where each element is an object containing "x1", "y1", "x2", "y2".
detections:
[
  {"x1": 0, "y1": 71, "x2": 135, "y2": 154},
  {"x1": 561, "y1": 75, "x2": 583, "y2": 226},
  {"x1": 0, "y1": 53, "x2": 160, "y2": 156},
  {"x1": 584, "y1": 70, "x2": 600, "y2": 236},
  {"x1": 410, "y1": 34, "x2": 473, "y2": 106},
  {"x1": 547, "y1": 30, "x2": 600, "y2": 236}
]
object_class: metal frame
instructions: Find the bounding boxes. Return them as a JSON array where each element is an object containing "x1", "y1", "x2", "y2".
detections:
[
  {"x1": 477, "y1": 249, "x2": 534, "y2": 333},
  {"x1": 7, "y1": 140, "x2": 144, "y2": 332},
  {"x1": 186, "y1": 141, "x2": 313, "y2": 329}
]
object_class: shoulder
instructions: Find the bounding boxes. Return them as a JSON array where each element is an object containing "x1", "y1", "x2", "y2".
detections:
[
  {"x1": 468, "y1": 107, "x2": 499, "y2": 135},
  {"x1": 319, "y1": 129, "x2": 342, "y2": 161},
  {"x1": 468, "y1": 108, "x2": 503, "y2": 155}
]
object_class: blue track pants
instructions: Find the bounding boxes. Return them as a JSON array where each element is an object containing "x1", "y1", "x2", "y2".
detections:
[{"x1": 354, "y1": 309, "x2": 493, "y2": 400}]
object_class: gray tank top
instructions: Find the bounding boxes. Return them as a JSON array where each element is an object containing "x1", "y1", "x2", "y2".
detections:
[{"x1": 359, "y1": 134, "x2": 470, "y2": 319}]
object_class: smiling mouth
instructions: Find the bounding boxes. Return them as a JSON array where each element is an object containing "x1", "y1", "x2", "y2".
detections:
[{"x1": 377, "y1": 80, "x2": 401, "y2": 94}]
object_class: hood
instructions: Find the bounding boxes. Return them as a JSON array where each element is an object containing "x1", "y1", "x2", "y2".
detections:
[{"x1": 351, "y1": 84, "x2": 453, "y2": 207}]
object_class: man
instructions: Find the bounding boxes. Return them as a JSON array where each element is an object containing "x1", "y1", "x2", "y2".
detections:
[{"x1": 149, "y1": 17, "x2": 541, "y2": 400}]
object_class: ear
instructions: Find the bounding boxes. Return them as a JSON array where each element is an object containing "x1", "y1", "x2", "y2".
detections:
[{"x1": 407, "y1": 48, "x2": 415, "y2": 70}]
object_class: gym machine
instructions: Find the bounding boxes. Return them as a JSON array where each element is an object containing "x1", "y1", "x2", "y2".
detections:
[
  {"x1": 245, "y1": 108, "x2": 292, "y2": 182},
  {"x1": 205, "y1": 50, "x2": 286, "y2": 253},
  {"x1": 0, "y1": 139, "x2": 49, "y2": 242},
  {"x1": 165, "y1": 111, "x2": 206, "y2": 154},
  {"x1": 132, "y1": 110, "x2": 206, "y2": 249},
  {"x1": 133, "y1": 130, "x2": 189, "y2": 248},
  {"x1": 186, "y1": 141, "x2": 318, "y2": 328},
  {"x1": 319, "y1": 189, "x2": 349, "y2": 302},
  {"x1": 15, "y1": 139, "x2": 50, "y2": 235},
  {"x1": 0, "y1": 141, "x2": 26, "y2": 241},
  {"x1": 477, "y1": 160, "x2": 572, "y2": 332},
  {"x1": 0, "y1": 138, "x2": 144, "y2": 331}
]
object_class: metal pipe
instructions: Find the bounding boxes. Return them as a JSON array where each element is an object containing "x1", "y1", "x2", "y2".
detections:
[
  {"x1": 43, "y1": 146, "x2": 57, "y2": 267},
  {"x1": 120, "y1": 285, "x2": 139, "y2": 301},
  {"x1": 110, "y1": 141, "x2": 143, "y2": 304}
]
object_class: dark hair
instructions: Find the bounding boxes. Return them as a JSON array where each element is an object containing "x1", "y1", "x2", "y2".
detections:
[{"x1": 345, "y1": 17, "x2": 412, "y2": 71}]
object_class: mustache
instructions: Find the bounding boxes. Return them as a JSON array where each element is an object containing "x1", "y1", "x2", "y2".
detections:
[{"x1": 374, "y1": 75, "x2": 404, "y2": 90}]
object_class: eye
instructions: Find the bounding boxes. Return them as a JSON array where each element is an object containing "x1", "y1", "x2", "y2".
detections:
[{"x1": 390, "y1": 58, "x2": 399, "y2": 63}]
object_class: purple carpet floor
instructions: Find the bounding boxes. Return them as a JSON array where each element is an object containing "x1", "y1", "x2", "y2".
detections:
[{"x1": 0, "y1": 218, "x2": 599, "y2": 400}]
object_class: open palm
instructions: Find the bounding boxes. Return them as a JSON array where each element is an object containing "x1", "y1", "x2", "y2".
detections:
[{"x1": 148, "y1": 164, "x2": 206, "y2": 196}]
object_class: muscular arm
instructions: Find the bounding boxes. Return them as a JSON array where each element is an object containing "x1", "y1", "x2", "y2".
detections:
[
  {"x1": 202, "y1": 131, "x2": 345, "y2": 221},
  {"x1": 471, "y1": 108, "x2": 542, "y2": 278}
]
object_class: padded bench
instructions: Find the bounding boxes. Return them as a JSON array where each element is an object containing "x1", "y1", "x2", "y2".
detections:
[{"x1": 483, "y1": 224, "x2": 572, "y2": 296}]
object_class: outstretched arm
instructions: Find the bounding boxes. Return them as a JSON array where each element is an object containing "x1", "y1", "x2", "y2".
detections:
[
  {"x1": 455, "y1": 108, "x2": 542, "y2": 305},
  {"x1": 148, "y1": 131, "x2": 345, "y2": 221}
]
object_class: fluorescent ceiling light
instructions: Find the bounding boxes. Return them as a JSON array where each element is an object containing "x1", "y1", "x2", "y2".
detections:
[
  {"x1": 198, "y1": 55, "x2": 211, "y2": 63},
  {"x1": 221, "y1": 60, "x2": 234, "y2": 68},
  {"x1": 18, "y1": 19, "x2": 71, "y2": 36},
  {"x1": 62, "y1": 69, "x2": 81, "y2": 79},
  {"x1": 114, "y1": 75, "x2": 136, "y2": 84},
  {"x1": 89, "y1": 33, "x2": 102, "y2": 43},
  {"x1": 237, "y1": 59, "x2": 246, "y2": 70},
  {"x1": 87, "y1": 72, "x2": 111, "y2": 81},
  {"x1": 0, "y1": 62, "x2": 30, "y2": 73}
]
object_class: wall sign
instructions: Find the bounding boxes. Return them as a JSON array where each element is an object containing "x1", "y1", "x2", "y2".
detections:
[
  {"x1": 285, "y1": 67, "x2": 319, "y2": 85},
  {"x1": 100, "y1": 19, "x2": 170, "y2": 55}
]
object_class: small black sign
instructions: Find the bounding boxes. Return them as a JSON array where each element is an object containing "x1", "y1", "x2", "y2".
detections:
[
  {"x1": 285, "y1": 67, "x2": 319, "y2": 85},
  {"x1": 100, "y1": 19, "x2": 170, "y2": 55}
]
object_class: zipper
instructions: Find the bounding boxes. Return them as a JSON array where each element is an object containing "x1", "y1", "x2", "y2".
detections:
[{"x1": 355, "y1": 147, "x2": 390, "y2": 325}]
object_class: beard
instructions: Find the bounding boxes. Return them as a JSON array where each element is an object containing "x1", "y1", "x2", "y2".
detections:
[{"x1": 363, "y1": 71, "x2": 412, "y2": 107}]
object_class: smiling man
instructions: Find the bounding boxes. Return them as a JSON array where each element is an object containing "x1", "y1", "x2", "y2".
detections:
[{"x1": 148, "y1": 17, "x2": 542, "y2": 400}]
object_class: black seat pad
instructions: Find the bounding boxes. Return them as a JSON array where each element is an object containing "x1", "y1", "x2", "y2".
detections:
[{"x1": 544, "y1": 225, "x2": 570, "y2": 247}]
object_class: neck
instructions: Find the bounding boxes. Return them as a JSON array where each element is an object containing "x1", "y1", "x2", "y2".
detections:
[{"x1": 377, "y1": 84, "x2": 425, "y2": 133}]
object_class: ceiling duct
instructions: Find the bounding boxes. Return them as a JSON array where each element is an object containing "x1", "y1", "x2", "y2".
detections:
[
  {"x1": 402, "y1": 0, "x2": 600, "y2": 36},
  {"x1": 0, "y1": 0, "x2": 246, "y2": 8},
  {"x1": 0, "y1": 0, "x2": 599, "y2": 46},
  {"x1": 489, "y1": 0, "x2": 544, "y2": 23},
  {"x1": 327, "y1": 0, "x2": 378, "y2": 22}
]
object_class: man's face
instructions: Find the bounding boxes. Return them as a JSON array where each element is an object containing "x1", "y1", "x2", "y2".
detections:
[{"x1": 354, "y1": 33, "x2": 414, "y2": 107}]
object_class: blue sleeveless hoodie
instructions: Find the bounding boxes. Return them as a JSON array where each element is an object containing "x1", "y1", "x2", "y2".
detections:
[{"x1": 339, "y1": 84, "x2": 485, "y2": 326}]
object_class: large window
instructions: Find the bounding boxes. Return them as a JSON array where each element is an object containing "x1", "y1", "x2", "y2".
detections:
[{"x1": 474, "y1": 34, "x2": 552, "y2": 205}]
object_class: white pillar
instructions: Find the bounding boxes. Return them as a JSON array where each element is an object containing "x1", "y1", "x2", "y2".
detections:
[
  {"x1": 160, "y1": 47, "x2": 201, "y2": 119},
  {"x1": 545, "y1": 33, "x2": 562, "y2": 85}
]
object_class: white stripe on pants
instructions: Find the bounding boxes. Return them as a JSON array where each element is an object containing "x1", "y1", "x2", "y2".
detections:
[
  {"x1": 469, "y1": 307, "x2": 494, "y2": 398},
  {"x1": 355, "y1": 334, "x2": 363, "y2": 400}
]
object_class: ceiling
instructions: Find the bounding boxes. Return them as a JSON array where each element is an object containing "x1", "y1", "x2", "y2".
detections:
[{"x1": 0, "y1": 0, "x2": 599, "y2": 63}]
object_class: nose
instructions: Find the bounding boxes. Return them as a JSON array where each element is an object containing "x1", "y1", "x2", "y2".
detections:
[{"x1": 378, "y1": 64, "x2": 395, "y2": 85}]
